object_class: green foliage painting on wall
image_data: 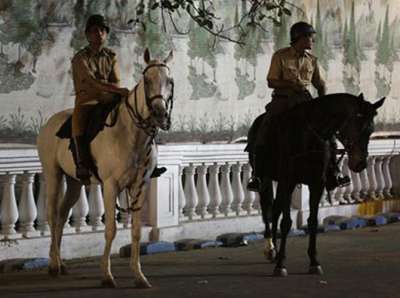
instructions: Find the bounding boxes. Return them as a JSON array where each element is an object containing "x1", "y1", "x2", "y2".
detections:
[{"x1": 0, "y1": 0, "x2": 399, "y2": 144}]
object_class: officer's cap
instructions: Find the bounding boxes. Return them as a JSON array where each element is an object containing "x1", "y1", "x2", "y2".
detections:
[
  {"x1": 85, "y1": 14, "x2": 110, "y2": 33},
  {"x1": 290, "y1": 22, "x2": 316, "y2": 44}
]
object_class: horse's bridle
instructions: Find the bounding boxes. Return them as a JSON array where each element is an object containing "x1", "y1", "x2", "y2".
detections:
[
  {"x1": 305, "y1": 111, "x2": 371, "y2": 166},
  {"x1": 125, "y1": 63, "x2": 174, "y2": 136}
]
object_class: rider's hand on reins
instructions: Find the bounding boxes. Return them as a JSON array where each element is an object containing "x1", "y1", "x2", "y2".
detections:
[{"x1": 119, "y1": 87, "x2": 130, "y2": 98}]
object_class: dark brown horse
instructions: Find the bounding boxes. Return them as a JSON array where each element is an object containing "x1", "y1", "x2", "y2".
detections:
[{"x1": 247, "y1": 93, "x2": 385, "y2": 276}]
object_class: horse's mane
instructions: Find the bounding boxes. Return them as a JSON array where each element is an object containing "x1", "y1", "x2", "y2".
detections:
[{"x1": 287, "y1": 93, "x2": 362, "y2": 120}]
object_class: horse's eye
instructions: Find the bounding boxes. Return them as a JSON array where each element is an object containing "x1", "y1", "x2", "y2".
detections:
[{"x1": 356, "y1": 113, "x2": 364, "y2": 118}]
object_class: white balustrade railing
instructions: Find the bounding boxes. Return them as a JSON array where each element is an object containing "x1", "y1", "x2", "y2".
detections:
[{"x1": 0, "y1": 139, "x2": 399, "y2": 246}]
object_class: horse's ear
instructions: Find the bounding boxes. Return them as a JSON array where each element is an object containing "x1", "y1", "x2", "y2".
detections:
[
  {"x1": 144, "y1": 48, "x2": 150, "y2": 64},
  {"x1": 373, "y1": 97, "x2": 385, "y2": 110},
  {"x1": 164, "y1": 50, "x2": 173, "y2": 64},
  {"x1": 358, "y1": 93, "x2": 364, "y2": 100}
]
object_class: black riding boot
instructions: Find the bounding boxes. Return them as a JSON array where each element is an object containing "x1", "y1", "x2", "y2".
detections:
[
  {"x1": 73, "y1": 136, "x2": 91, "y2": 186},
  {"x1": 150, "y1": 166, "x2": 167, "y2": 178},
  {"x1": 326, "y1": 137, "x2": 351, "y2": 191},
  {"x1": 247, "y1": 147, "x2": 262, "y2": 192},
  {"x1": 247, "y1": 168, "x2": 261, "y2": 192}
]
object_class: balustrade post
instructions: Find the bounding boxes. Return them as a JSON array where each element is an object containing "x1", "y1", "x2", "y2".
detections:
[
  {"x1": 334, "y1": 182, "x2": 345, "y2": 205},
  {"x1": 359, "y1": 169, "x2": 370, "y2": 199},
  {"x1": 183, "y1": 164, "x2": 198, "y2": 220},
  {"x1": 18, "y1": 173, "x2": 37, "y2": 236},
  {"x1": 208, "y1": 163, "x2": 222, "y2": 218},
  {"x1": 242, "y1": 163, "x2": 255, "y2": 214},
  {"x1": 342, "y1": 158, "x2": 355, "y2": 204},
  {"x1": 88, "y1": 183, "x2": 105, "y2": 230},
  {"x1": 350, "y1": 171, "x2": 363, "y2": 203},
  {"x1": 196, "y1": 164, "x2": 210, "y2": 219},
  {"x1": 231, "y1": 162, "x2": 245, "y2": 215},
  {"x1": 0, "y1": 174, "x2": 18, "y2": 237},
  {"x1": 374, "y1": 156, "x2": 385, "y2": 200},
  {"x1": 328, "y1": 158, "x2": 342, "y2": 206},
  {"x1": 220, "y1": 163, "x2": 233, "y2": 216},
  {"x1": 72, "y1": 185, "x2": 89, "y2": 232},
  {"x1": 178, "y1": 166, "x2": 187, "y2": 219},
  {"x1": 367, "y1": 156, "x2": 378, "y2": 200},
  {"x1": 382, "y1": 155, "x2": 393, "y2": 199},
  {"x1": 36, "y1": 174, "x2": 49, "y2": 235},
  {"x1": 320, "y1": 189, "x2": 330, "y2": 207},
  {"x1": 252, "y1": 192, "x2": 261, "y2": 214}
]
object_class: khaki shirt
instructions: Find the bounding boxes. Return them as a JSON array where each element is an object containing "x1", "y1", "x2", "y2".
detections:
[
  {"x1": 71, "y1": 46, "x2": 121, "y2": 105},
  {"x1": 267, "y1": 46, "x2": 326, "y2": 96}
]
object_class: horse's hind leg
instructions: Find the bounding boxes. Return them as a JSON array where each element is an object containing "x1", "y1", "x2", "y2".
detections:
[
  {"x1": 273, "y1": 183, "x2": 295, "y2": 277},
  {"x1": 307, "y1": 184, "x2": 324, "y2": 275},
  {"x1": 259, "y1": 178, "x2": 276, "y2": 262},
  {"x1": 100, "y1": 181, "x2": 119, "y2": 288},
  {"x1": 52, "y1": 176, "x2": 83, "y2": 275}
]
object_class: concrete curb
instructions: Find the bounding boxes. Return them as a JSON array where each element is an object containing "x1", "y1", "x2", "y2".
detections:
[
  {"x1": 175, "y1": 239, "x2": 223, "y2": 251},
  {"x1": 0, "y1": 258, "x2": 49, "y2": 273},
  {"x1": 216, "y1": 232, "x2": 263, "y2": 247},
  {"x1": 120, "y1": 241, "x2": 176, "y2": 257}
]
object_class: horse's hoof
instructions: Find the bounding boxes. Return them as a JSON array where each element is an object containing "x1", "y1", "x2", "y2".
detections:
[
  {"x1": 264, "y1": 249, "x2": 277, "y2": 263},
  {"x1": 309, "y1": 265, "x2": 324, "y2": 275},
  {"x1": 48, "y1": 266, "x2": 60, "y2": 277},
  {"x1": 273, "y1": 267, "x2": 288, "y2": 277},
  {"x1": 101, "y1": 278, "x2": 117, "y2": 288},
  {"x1": 135, "y1": 278, "x2": 152, "y2": 289},
  {"x1": 60, "y1": 264, "x2": 68, "y2": 275}
]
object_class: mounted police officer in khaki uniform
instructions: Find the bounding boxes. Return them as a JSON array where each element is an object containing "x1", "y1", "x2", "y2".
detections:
[
  {"x1": 247, "y1": 21, "x2": 350, "y2": 191},
  {"x1": 71, "y1": 14, "x2": 165, "y2": 185}
]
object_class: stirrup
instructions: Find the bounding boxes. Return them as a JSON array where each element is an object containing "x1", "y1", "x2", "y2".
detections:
[{"x1": 247, "y1": 177, "x2": 261, "y2": 192}]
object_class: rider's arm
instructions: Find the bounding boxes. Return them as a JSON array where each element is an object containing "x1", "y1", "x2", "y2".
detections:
[
  {"x1": 312, "y1": 58, "x2": 327, "y2": 96},
  {"x1": 72, "y1": 54, "x2": 126, "y2": 96},
  {"x1": 108, "y1": 56, "x2": 121, "y2": 87},
  {"x1": 267, "y1": 79, "x2": 304, "y2": 92},
  {"x1": 266, "y1": 52, "x2": 304, "y2": 92}
]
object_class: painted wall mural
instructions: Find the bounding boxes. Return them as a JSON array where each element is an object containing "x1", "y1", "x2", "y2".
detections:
[{"x1": 0, "y1": 0, "x2": 399, "y2": 144}]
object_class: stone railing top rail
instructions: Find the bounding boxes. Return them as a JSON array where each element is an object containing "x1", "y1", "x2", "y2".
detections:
[{"x1": 0, "y1": 139, "x2": 398, "y2": 173}]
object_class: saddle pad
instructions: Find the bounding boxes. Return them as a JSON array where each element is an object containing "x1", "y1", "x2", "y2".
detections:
[{"x1": 56, "y1": 99, "x2": 120, "y2": 142}]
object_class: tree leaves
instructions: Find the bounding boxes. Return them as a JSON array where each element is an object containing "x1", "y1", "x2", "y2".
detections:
[{"x1": 133, "y1": 0, "x2": 295, "y2": 45}]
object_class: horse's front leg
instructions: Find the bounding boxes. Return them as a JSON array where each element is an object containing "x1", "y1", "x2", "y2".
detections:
[
  {"x1": 129, "y1": 173, "x2": 152, "y2": 288},
  {"x1": 307, "y1": 183, "x2": 324, "y2": 275},
  {"x1": 100, "y1": 181, "x2": 119, "y2": 288},
  {"x1": 46, "y1": 172, "x2": 63, "y2": 276}
]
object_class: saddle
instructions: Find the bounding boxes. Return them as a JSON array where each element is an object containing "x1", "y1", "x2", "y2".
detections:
[{"x1": 56, "y1": 99, "x2": 121, "y2": 179}]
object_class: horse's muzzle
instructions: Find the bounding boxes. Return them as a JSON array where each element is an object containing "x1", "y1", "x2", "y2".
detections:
[{"x1": 152, "y1": 112, "x2": 170, "y2": 130}]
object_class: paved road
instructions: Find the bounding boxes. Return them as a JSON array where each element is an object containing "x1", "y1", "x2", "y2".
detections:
[{"x1": 1, "y1": 223, "x2": 400, "y2": 298}]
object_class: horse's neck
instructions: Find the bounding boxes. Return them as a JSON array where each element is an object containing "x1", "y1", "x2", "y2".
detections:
[
  {"x1": 110, "y1": 81, "x2": 153, "y2": 151},
  {"x1": 307, "y1": 96, "x2": 349, "y2": 139}
]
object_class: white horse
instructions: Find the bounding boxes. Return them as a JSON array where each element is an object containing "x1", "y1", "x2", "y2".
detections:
[{"x1": 37, "y1": 49, "x2": 174, "y2": 288}]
